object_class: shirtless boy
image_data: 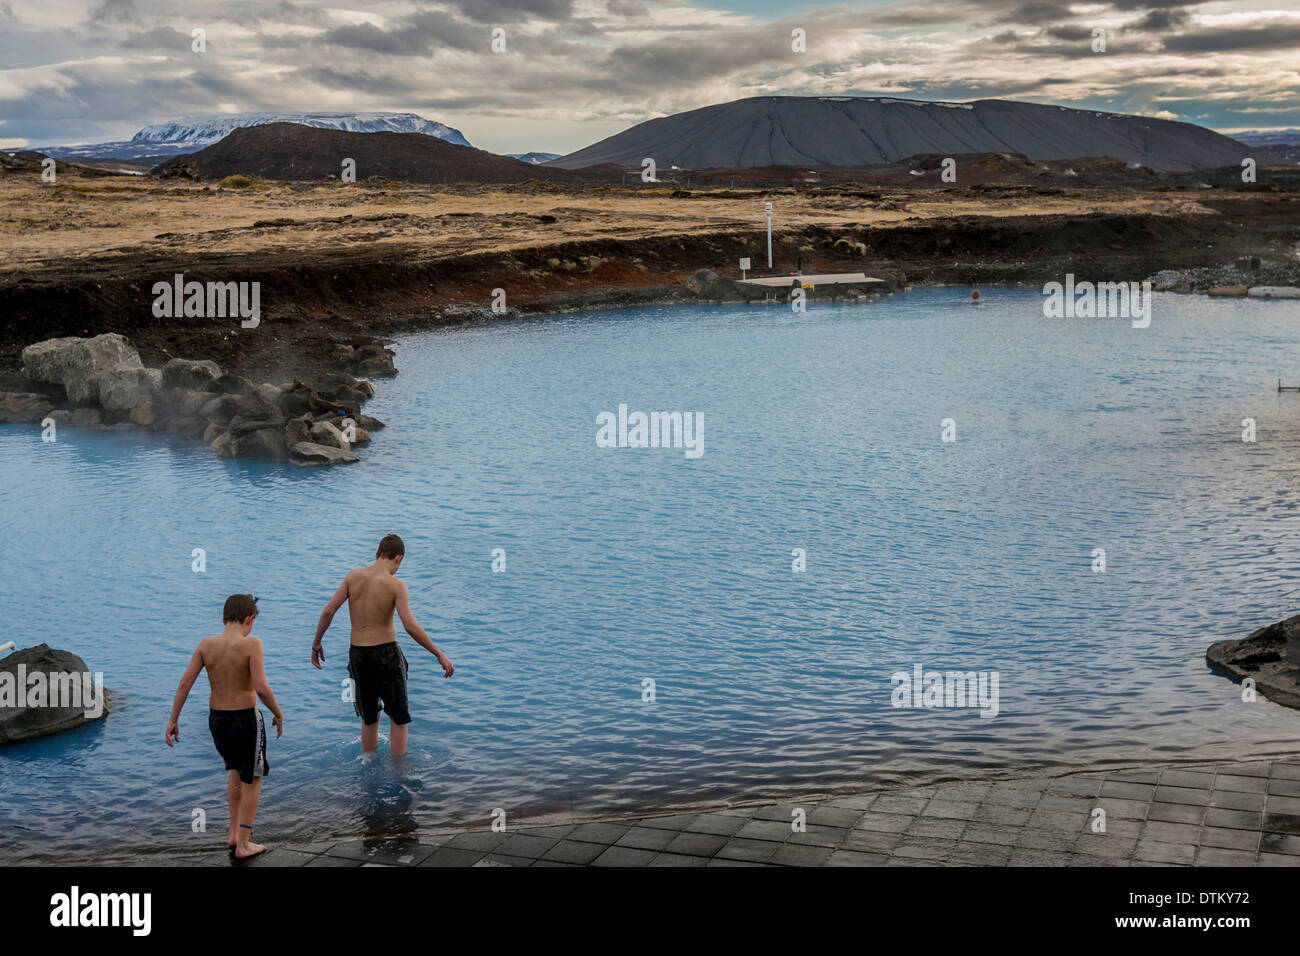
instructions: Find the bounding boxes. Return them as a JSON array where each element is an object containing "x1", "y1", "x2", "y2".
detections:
[
  {"x1": 165, "y1": 594, "x2": 284, "y2": 861},
  {"x1": 311, "y1": 534, "x2": 453, "y2": 758}
]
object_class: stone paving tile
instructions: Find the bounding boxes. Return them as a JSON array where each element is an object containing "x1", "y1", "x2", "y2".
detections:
[
  {"x1": 1147, "y1": 802, "x2": 1205, "y2": 825},
  {"x1": 1099, "y1": 780, "x2": 1155, "y2": 801},
  {"x1": 1153, "y1": 786, "x2": 1212, "y2": 807},
  {"x1": 419, "y1": 847, "x2": 488, "y2": 867},
  {"x1": 444, "y1": 831, "x2": 508, "y2": 853},
  {"x1": 826, "y1": 848, "x2": 888, "y2": 866},
  {"x1": 569, "y1": 822, "x2": 631, "y2": 845},
  {"x1": 616, "y1": 826, "x2": 679, "y2": 851},
  {"x1": 1259, "y1": 831, "x2": 1300, "y2": 855},
  {"x1": 663, "y1": 831, "x2": 729, "y2": 858},
  {"x1": 685, "y1": 813, "x2": 751, "y2": 837},
  {"x1": 907, "y1": 817, "x2": 966, "y2": 840},
  {"x1": 474, "y1": 854, "x2": 532, "y2": 867},
  {"x1": 1271, "y1": 763, "x2": 1300, "y2": 780},
  {"x1": 1215, "y1": 774, "x2": 1268, "y2": 794},
  {"x1": 1201, "y1": 826, "x2": 1259, "y2": 852},
  {"x1": 735, "y1": 819, "x2": 795, "y2": 842},
  {"x1": 1195, "y1": 846, "x2": 1258, "y2": 866},
  {"x1": 973, "y1": 804, "x2": 1033, "y2": 826},
  {"x1": 853, "y1": 811, "x2": 915, "y2": 833},
  {"x1": 772, "y1": 843, "x2": 835, "y2": 866},
  {"x1": 304, "y1": 854, "x2": 363, "y2": 867},
  {"x1": 1134, "y1": 840, "x2": 1195, "y2": 865},
  {"x1": 648, "y1": 852, "x2": 709, "y2": 867},
  {"x1": 635, "y1": 813, "x2": 699, "y2": 831},
  {"x1": 1258, "y1": 852, "x2": 1300, "y2": 866},
  {"x1": 1203, "y1": 807, "x2": 1264, "y2": 831},
  {"x1": 922, "y1": 800, "x2": 980, "y2": 821},
  {"x1": 592, "y1": 846, "x2": 657, "y2": 867},
  {"x1": 1108, "y1": 769, "x2": 1161, "y2": 784},
  {"x1": 787, "y1": 825, "x2": 849, "y2": 848},
  {"x1": 842, "y1": 829, "x2": 903, "y2": 854},
  {"x1": 715, "y1": 838, "x2": 781, "y2": 863},
  {"x1": 807, "y1": 806, "x2": 867, "y2": 828},
  {"x1": 243, "y1": 848, "x2": 322, "y2": 867},
  {"x1": 870, "y1": 794, "x2": 930, "y2": 815},
  {"x1": 892, "y1": 838, "x2": 955, "y2": 862},
  {"x1": 1262, "y1": 813, "x2": 1300, "y2": 835},
  {"x1": 1209, "y1": 790, "x2": 1265, "y2": 812},
  {"x1": 497, "y1": 833, "x2": 560, "y2": 860},
  {"x1": 948, "y1": 842, "x2": 1013, "y2": 866},
  {"x1": 1161, "y1": 769, "x2": 1216, "y2": 789},
  {"x1": 1008, "y1": 848, "x2": 1075, "y2": 866},
  {"x1": 541, "y1": 840, "x2": 607, "y2": 865},
  {"x1": 983, "y1": 788, "x2": 1045, "y2": 810}
]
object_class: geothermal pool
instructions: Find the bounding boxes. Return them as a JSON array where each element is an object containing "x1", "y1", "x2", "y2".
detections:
[{"x1": 4, "y1": 287, "x2": 1300, "y2": 860}]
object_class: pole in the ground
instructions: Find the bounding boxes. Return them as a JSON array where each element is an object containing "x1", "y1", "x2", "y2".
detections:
[{"x1": 765, "y1": 201, "x2": 773, "y2": 269}]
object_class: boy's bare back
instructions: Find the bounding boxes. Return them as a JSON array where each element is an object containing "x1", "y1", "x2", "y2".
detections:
[
  {"x1": 343, "y1": 565, "x2": 405, "y2": 646},
  {"x1": 198, "y1": 634, "x2": 259, "y2": 710}
]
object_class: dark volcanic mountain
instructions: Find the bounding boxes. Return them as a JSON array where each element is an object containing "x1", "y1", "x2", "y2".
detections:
[
  {"x1": 153, "y1": 123, "x2": 576, "y2": 183},
  {"x1": 549, "y1": 96, "x2": 1251, "y2": 172}
]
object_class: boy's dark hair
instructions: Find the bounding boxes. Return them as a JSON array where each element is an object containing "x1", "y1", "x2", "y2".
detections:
[
  {"x1": 377, "y1": 534, "x2": 405, "y2": 560},
  {"x1": 223, "y1": 594, "x2": 259, "y2": 623}
]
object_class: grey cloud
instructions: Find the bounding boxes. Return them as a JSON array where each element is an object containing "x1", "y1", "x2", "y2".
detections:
[
  {"x1": 1163, "y1": 23, "x2": 1300, "y2": 53},
  {"x1": 85, "y1": 0, "x2": 137, "y2": 25}
]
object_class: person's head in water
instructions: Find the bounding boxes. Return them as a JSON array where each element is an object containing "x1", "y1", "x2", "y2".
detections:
[
  {"x1": 376, "y1": 533, "x2": 405, "y2": 570},
  {"x1": 223, "y1": 594, "x2": 259, "y2": 635}
]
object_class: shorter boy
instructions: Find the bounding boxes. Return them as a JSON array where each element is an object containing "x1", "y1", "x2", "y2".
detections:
[{"x1": 165, "y1": 594, "x2": 284, "y2": 861}]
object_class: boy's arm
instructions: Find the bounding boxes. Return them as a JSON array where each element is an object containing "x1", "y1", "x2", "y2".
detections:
[
  {"x1": 250, "y1": 639, "x2": 284, "y2": 737},
  {"x1": 164, "y1": 645, "x2": 205, "y2": 746},
  {"x1": 396, "y1": 580, "x2": 453, "y2": 678},
  {"x1": 311, "y1": 576, "x2": 350, "y2": 669}
]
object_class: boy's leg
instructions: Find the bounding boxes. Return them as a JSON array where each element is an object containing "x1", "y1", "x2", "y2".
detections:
[
  {"x1": 234, "y1": 777, "x2": 266, "y2": 858},
  {"x1": 226, "y1": 770, "x2": 243, "y2": 846},
  {"x1": 361, "y1": 720, "x2": 379, "y2": 754},
  {"x1": 390, "y1": 719, "x2": 408, "y2": 758}
]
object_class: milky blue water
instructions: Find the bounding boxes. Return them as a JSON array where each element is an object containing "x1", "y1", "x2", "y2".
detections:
[{"x1": 5, "y1": 287, "x2": 1300, "y2": 862}]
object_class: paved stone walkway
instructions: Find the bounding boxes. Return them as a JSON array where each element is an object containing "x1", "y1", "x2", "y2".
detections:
[{"x1": 170, "y1": 758, "x2": 1300, "y2": 867}]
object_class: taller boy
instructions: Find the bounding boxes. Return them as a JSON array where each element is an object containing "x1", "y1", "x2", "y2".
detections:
[{"x1": 311, "y1": 535, "x2": 454, "y2": 757}]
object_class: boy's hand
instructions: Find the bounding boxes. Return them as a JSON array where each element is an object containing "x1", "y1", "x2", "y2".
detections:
[
  {"x1": 273, "y1": 713, "x2": 284, "y2": 738},
  {"x1": 311, "y1": 643, "x2": 325, "y2": 669},
  {"x1": 165, "y1": 720, "x2": 179, "y2": 747},
  {"x1": 437, "y1": 654, "x2": 454, "y2": 678}
]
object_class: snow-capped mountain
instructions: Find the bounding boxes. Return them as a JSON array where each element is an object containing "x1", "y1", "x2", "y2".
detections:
[
  {"x1": 36, "y1": 112, "x2": 471, "y2": 160},
  {"x1": 508, "y1": 152, "x2": 562, "y2": 165}
]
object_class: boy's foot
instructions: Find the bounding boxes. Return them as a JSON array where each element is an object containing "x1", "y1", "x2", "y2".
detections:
[{"x1": 233, "y1": 841, "x2": 267, "y2": 861}]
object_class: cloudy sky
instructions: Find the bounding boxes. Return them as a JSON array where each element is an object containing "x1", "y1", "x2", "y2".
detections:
[{"x1": 1, "y1": 0, "x2": 1297, "y2": 154}]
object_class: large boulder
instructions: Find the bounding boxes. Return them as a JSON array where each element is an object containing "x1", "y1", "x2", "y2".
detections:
[
  {"x1": 351, "y1": 343, "x2": 398, "y2": 378},
  {"x1": 0, "y1": 644, "x2": 111, "y2": 744},
  {"x1": 99, "y1": 367, "x2": 162, "y2": 412},
  {"x1": 226, "y1": 390, "x2": 284, "y2": 437},
  {"x1": 161, "y1": 358, "x2": 222, "y2": 391},
  {"x1": 21, "y1": 333, "x2": 143, "y2": 404},
  {"x1": 0, "y1": 392, "x2": 54, "y2": 424},
  {"x1": 200, "y1": 394, "x2": 239, "y2": 426},
  {"x1": 205, "y1": 372, "x2": 255, "y2": 396},
  {"x1": 289, "y1": 441, "x2": 360, "y2": 467},
  {"x1": 235, "y1": 426, "x2": 288, "y2": 461},
  {"x1": 308, "y1": 419, "x2": 349, "y2": 450},
  {"x1": 284, "y1": 413, "x2": 314, "y2": 447},
  {"x1": 1207, "y1": 615, "x2": 1300, "y2": 709}
]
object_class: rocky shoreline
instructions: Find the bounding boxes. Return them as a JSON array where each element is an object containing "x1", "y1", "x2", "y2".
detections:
[{"x1": 1, "y1": 332, "x2": 394, "y2": 465}]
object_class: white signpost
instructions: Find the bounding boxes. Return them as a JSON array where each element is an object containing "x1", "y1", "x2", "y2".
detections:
[
  {"x1": 739, "y1": 257, "x2": 751, "y2": 279},
  {"x1": 764, "y1": 202, "x2": 773, "y2": 269}
]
